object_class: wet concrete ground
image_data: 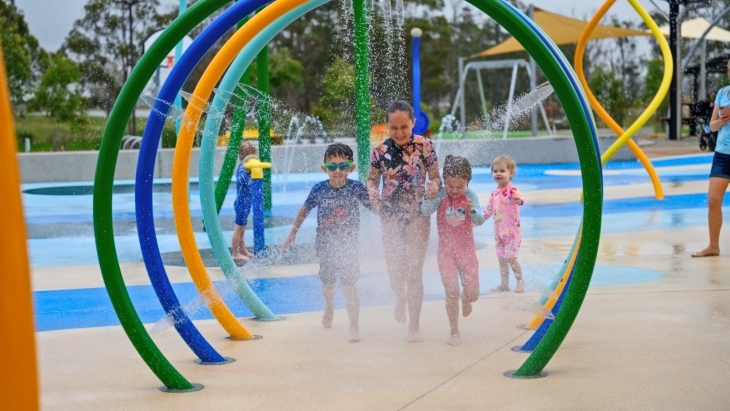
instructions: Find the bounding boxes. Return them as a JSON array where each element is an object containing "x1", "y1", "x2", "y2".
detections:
[{"x1": 28, "y1": 153, "x2": 730, "y2": 409}]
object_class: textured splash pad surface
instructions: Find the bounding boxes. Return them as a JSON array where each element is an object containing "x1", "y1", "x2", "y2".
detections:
[{"x1": 31, "y1": 153, "x2": 730, "y2": 409}]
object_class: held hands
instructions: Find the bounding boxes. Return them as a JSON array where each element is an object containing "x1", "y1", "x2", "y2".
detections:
[
  {"x1": 464, "y1": 197, "x2": 474, "y2": 214},
  {"x1": 367, "y1": 185, "x2": 382, "y2": 213},
  {"x1": 425, "y1": 179, "x2": 440, "y2": 199}
]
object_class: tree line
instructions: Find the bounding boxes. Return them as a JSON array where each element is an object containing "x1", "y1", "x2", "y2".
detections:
[{"x1": 4, "y1": 0, "x2": 730, "y2": 144}]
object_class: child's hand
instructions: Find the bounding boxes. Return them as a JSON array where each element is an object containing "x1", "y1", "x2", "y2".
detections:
[
  {"x1": 368, "y1": 185, "x2": 380, "y2": 202},
  {"x1": 280, "y1": 232, "x2": 297, "y2": 251},
  {"x1": 464, "y1": 197, "x2": 474, "y2": 213},
  {"x1": 367, "y1": 186, "x2": 381, "y2": 212},
  {"x1": 425, "y1": 180, "x2": 439, "y2": 199},
  {"x1": 514, "y1": 196, "x2": 524, "y2": 205}
]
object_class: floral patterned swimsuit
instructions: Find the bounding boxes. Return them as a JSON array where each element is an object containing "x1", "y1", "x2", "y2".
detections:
[
  {"x1": 370, "y1": 135, "x2": 437, "y2": 223},
  {"x1": 483, "y1": 183, "x2": 524, "y2": 259}
]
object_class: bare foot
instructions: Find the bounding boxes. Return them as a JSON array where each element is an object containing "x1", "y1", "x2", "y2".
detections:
[
  {"x1": 691, "y1": 247, "x2": 720, "y2": 257},
  {"x1": 232, "y1": 254, "x2": 250, "y2": 261},
  {"x1": 490, "y1": 284, "x2": 509, "y2": 292},
  {"x1": 446, "y1": 334, "x2": 461, "y2": 346},
  {"x1": 394, "y1": 298, "x2": 406, "y2": 324},
  {"x1": 514, "y1": 281, "x2": 525, "y2": 293},
  {"x1": 408, "y1": 331, "x2": 424, "y2": 343},
  {"x1": 322, "y1": 308, "x2": 333, "y2": 328},
  {"x1": 349, "y1": 326, "x2": 361, "y2": 343},
  {"x1": 462, "y1": 299, "x2": 473, "y2": 317}
]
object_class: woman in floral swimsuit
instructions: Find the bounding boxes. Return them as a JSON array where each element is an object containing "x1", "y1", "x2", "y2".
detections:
[{"x1": 367, "y1": 101, "x2": 441, "y2": 343}]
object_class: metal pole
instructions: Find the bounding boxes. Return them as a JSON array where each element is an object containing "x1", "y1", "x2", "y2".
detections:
[
  {"x1": 354, "y1": 0, "x2": 371, "y2": 183},
  {"x1": 528, "y1": 4, "x2": 538, "y2": 137},
  {"x1": 112, "y1": 0, "x2": 146, "y2": 135},
  {"x1": 458, "y1": 56, "x2": 466, "y2": 136},
  {"x1": 669, "y1": 1, "x2": 680, "y2": 140},
  {"x1": 699, "y1": 39, "x2": 707, "y2": 101},
  {"x1": 255, "y1": 29, "x2": 272, "y2": 214},
  {"x1": 411, "y1": 28, "x2": 422, "y2": 123},
  {"x1": 503, "y1": 63, "x2": 519, "y2": 139},
  {"x1": 252, "y1": 179, "x2": 265, "y2": 254},
  {"x1": 476, "y1": 68, "x2": 488, "y2": 121},
  {"x1": 174, "y1": 0, "x2": 186, "y2": 134}
]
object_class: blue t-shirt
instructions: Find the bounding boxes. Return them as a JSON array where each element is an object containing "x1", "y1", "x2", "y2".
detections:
[
  {"x1": 303, "y1": 179, "x2": 371, "y2": 256},
  {"x1": 234, "y1": 164, "x2": 252, "y2": 226},
  {"x1": 714, "y1": 86, "x2": 730, "y2": 154}
]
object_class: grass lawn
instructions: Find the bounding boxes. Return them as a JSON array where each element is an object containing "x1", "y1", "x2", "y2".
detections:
[
  {"x1": 437, "y1": 130, "x2": 543, "y2": 139},
  {"x1": 15, "y1": 114, "x2": 566, "y2": 152},
  {"x1": 14, "y1": 114, "x2": 179, "y2": 152}
]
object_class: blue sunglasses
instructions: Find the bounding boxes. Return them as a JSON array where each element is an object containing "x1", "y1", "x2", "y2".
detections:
[{"x1": 323, "y1": 162, "x2": 353, "y2": 171}]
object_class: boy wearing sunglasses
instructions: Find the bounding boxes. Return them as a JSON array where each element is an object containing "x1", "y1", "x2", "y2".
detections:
[{"x1": 281, "y1": 143, "x2": 373, "y2": 342}]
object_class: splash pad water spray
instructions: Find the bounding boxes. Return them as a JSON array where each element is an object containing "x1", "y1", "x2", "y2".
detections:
[{"x1": 89, "y1": 0, "x2": 606, "y2": 391}]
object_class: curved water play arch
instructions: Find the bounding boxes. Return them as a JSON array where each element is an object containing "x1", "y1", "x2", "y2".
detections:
[{"x1": 92, "y1": 0, "x2": 603, "y2": 390}]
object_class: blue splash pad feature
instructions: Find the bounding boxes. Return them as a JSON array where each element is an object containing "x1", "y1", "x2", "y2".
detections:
[{"x1": 34, "y1": 265, "x2": 664, "y2": 332}]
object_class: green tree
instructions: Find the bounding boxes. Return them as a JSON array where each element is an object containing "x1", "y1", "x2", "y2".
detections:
[
  {"x1": 0, "y1": 0, "x2": 44, "y2": 105},
  {"x1": 643, "y1": 58, "x2": 668, "y2": 116},
  {"x1": 63, "y1": 0, "x2": 171, "y2": 116},
  {"x1": 312, "y1": 56, "x2": 356, "y2": 130},
  {"x1": 269, "y1": 4, "x2": 340, "y2": 111},
  {"x1": 28, "y1": 52, "x2": 87, "y2": 149},
  {"x1": 268, "y1": 47, "x2": 304, "y2": 89},
  {"x1": 588, "y1": 65, "x2": 628, "y2": 127}
]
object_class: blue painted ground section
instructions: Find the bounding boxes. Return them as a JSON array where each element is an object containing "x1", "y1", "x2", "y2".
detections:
[{"x1": 34, "y1": 265, "x2": 665, "y2": 332}]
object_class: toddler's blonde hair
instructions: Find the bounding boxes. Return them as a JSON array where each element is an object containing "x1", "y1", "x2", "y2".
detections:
[{"x1": 491, "y1": 155, "x2": 516, "y2": 178}]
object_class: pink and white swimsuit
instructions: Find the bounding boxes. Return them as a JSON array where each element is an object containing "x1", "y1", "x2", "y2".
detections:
[{"x1": 483, "y1": 183, "x2": 524, "y2": 259}]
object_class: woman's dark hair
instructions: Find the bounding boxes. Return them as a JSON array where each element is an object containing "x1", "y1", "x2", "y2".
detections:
[
  {"x1": 385, "y1": 101, "x2": 415, "y2": 122},
  {"x1": 443, "y1": 154, "x2": 472, "y2": 182},
  {"x1": 323, "y1": 142, "x2": 354, "y2": 162}
]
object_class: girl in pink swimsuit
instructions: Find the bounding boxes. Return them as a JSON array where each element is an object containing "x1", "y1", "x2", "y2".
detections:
[
  {"x1": 422, "y1": 155, "x2": 484, "y2": 346},
  {"x1": 483, "y1": 155, "x2": 525, "y2": 293}
]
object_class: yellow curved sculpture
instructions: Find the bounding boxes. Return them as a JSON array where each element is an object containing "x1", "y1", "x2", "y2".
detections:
[
  {"x1": 575, "y1": 0, "x2": 673, "y2": 200},
  {"x1": 171, "y1": 0, "x2": 307, "y2": 337},
  {"x1": 525, "y1": 0, "x2": 674, "y2": 329},
  {"x1": 0, "y1": 46, "x2": 39, "y2": 408}
]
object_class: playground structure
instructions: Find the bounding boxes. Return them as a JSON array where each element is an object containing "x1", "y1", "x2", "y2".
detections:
[
  {"x1": 450, "y1": 58, "x2": 554, "y2": 139},
  {"x1": 2, "y1": 0, "x2": 686, "y2": 404}
]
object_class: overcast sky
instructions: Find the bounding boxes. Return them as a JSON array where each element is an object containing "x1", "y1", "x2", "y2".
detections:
[{"x1": 15, "y1": 0, "x2": 663, "y2": 52}]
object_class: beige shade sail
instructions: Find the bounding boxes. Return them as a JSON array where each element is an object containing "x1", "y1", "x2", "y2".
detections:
[
  {"x1": 651, "y1": 17, "x2": 730, "y2": 42},
  {"x1": 473, "y1": 7, "x2": 651, "y2": 57}
]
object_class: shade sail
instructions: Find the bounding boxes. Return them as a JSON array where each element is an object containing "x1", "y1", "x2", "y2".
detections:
[
  {"x1": 652, "y1": 17, "x2": 730, "y2": 42},
  {"x1": 474, "y1": 7, "x2": 650, "y2": 57}
]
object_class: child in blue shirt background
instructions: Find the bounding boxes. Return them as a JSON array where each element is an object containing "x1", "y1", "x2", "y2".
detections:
[{"x1": 231, "y1": 142, "x2": 258, "y2": 265}]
